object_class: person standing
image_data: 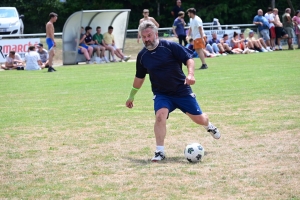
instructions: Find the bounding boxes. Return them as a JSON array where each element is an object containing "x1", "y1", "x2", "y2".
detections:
[
  {"x1": 172, "y1": 11, "x2": 187, "y2": 46},
  {"x1": 125, "y1": 21, "x2": 221, "y2": 162},
  {"x1": 137, "y1": 9, "x2": 159, "y2": 44},
  {"x1": 282, "y1": 8, "x2": 296, "y2": 50},
  {"x1": 171, "y1": 0, "x2": 184, "y2": 19},
  {"x1": 186, "y1": 8, "x2": 208, "y2": 69},
  {"x1": 273, "y1": 8, "x2": 288, "y2": 50},
  {"x1": 45, "y1": 12, "x2": 58, "y2": 72},
  {"x1": 292, "y1": 10, "x2": 300, "y2": 49},
  {"x1": 264, "y1": 7, "x2": 276, "y2": 50},
  {"x1": 253, "y1": 9, "x2": 273, "y2": 51}
]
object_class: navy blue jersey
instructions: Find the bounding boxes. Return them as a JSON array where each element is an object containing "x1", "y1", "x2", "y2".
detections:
[
  {"x1": 136, "y1": 40, "x2": 193, "y2": 97},
  {"x1": 84, "y1": 33, "x2": 93, "y2": 44}
]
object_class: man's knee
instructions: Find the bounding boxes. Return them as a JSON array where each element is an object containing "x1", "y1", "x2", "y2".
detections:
[{"x1": 155, "y1": 109, "x2": 168, "y2": 123}]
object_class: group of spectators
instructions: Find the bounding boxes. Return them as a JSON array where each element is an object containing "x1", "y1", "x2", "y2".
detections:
[
  {"x1": 0, "y1": 25, "x2": 132, "y2": 71},
  {"x1": 254, "y1": 7, "x2": 300, "y2": 50},
  {"x1": 78, "y1": 25, "x2": 130, "y2": 64},
  {"x1": 135, "y1": 3, "x2": 299, "y2": 70},
  {"x1": 0, "y1": 43, "x2": 54, "y2": 71},
  {"x1": 168, "y1": 4, "x2": 300, "y2": 69}
]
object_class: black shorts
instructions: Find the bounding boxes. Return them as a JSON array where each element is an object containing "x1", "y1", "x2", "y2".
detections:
[{"x1": 275, "y1": 27, "x2": 287, "y2": 38}]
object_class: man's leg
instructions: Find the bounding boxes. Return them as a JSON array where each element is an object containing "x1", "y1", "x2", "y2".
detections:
[
  {"x1": 100, "y1": 46, "x2": 105, "y2": 58},
  {"x1": 48, "y1": 48, "x2": 55, "y2": 67},
  {"x1": 258, "y1": 38, "x2": 267, "y2": 49},
  {"x1": 205, "y1": 44, "x2": 214, "y2": 54},
  {"x1": 116, "y1": 49, "x2": 125, "y2": 59},
  {"x1": 81, "y1": 48, "x2": 90, "y2": 61},
  {"x1": 95, "y1": 46, "x2": 101, "y2": 57},
  {"x1": 151, "y1": 108, "x2": 168, "y2": 161},
  {"x1": 247, "y1": 40, "x2": 254, "y2": 49},
  {"x1": 195, "y1": 48, "x2": 207, "y2": 69},
  {"x1": 154, "y1": 108, "x2": 168, "y2": 146},
  {"x1": 217, "y1": 43, "x2": 225, "y2": 53},
  {"x1": 288, "y1": 37, "x2": 293, "y2": 49},
  {"x1": 47, "y1": 48, "x2": 56, "y2": 72},
  {"x1": 1, "y1": 64, "x2": 7, "y2": 70},
  {"x1": 88, "y1": 46, "x2": 93, "y2": 57},
  {"x1": 183, "y1": 36, "x2": 188, "y2": 47},
  {"x1": 186, "y1": 112, "x2": 221, "y2": 139},
  {"x1": 212, "y1": 43, "x2": 220, "y2": 54},
  {"x1": 178, "y1": 35, "x2": 183, "y2": 46},
  {"x1": 106, "y1": 45, "x2": 116, "y2": 61}
]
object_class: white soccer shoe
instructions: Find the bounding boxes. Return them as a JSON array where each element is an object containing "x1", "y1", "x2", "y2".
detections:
[
  {"x1": 151, "y1": 151, "x2": 165, "y2": 162},
  {"x1": 123, "y1": 55, "x2": 131, "y2": 62},
  {"x1": 104, "y1": 57, "x2": 110, "y2": 63},
  {"x1": 207, "y1": 124, "x2": 221, "y2": 139}
]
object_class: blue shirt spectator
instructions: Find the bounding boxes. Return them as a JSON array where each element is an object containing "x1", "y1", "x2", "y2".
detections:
[{"x1": 253, "y1": 15, "x2": 270, "y2": 31}]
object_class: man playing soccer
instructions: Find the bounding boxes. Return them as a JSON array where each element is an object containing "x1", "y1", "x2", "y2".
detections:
[
  {"x1": 125, "y1": 21, "x2": 221, "y2": 162},
  {"x1": 46, "y1": 12, "x2": 58, "y2": 72}
]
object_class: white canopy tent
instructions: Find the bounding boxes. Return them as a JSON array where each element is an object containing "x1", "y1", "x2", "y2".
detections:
[{"x1": 62, "y1": 9, "x2": 131, "y2": 65}]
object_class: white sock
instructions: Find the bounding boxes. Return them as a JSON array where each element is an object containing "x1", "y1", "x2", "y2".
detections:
[
  {"x1": 203, "y1": 122, "x2": 212, "y2": 130},
  {"x1": 156, "y1": 146, "x2": 164, "y2": 152}
]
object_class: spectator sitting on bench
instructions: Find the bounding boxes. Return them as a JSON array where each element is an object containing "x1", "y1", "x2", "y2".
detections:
[
  {"x1": 81, "y1": 26, "x2": 103, "y2": 64},
  {"x1": 93, "y1": 26, "x2": 110, "y2": 63},
  {"x1": 78, "y1": 26, "x2": 94, "y2": 64},
  {"x1": 103, "y1": 26, "x2": 131, "y2": 62},
  {"x1": 36, "y1": 43, "x2": 50, "y2": 68},
  {"x1": 1, "y1": 50, "x2": 24, "y2": 70}
]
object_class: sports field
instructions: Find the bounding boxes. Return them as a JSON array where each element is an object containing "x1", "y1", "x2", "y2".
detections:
[{"x1": 0, "y1": 48, "x2": 299, "y2": 199}]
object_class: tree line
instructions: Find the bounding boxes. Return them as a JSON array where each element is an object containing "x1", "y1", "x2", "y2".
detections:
[{"x1": 1, "y1": 0, "x2": 299, "y2": 34}]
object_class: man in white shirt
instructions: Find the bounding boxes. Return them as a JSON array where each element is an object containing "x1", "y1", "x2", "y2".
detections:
[
  {"x1": 186, "y1": 8, "x2": 207, "y2": 70},
  {"x1": 1, "y1": 51, "x2": 24, "y2": 70},
  {"x1": 24, "y1": 46, "x2": 44, "y2": 71},
  {"x1": 265, "y1": 7, "x2": 276, "y2": 50}
]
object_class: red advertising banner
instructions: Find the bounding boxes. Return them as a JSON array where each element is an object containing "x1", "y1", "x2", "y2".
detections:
[{"x1": 0, "y1": 38, "x2": 40, "y2": 63}]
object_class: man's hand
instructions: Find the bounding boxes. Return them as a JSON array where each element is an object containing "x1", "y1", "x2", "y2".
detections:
[
  {"x1": 184, "y1": 73, "x2": 195, "y2": 85},
  {"x1": 126, "y1": 99, "x2": 134, "y2": 108}
]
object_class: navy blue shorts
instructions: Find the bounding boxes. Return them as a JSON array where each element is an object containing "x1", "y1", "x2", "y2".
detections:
[{"x1": 153, "y1": 93, "x2": 203, "y2": 115}]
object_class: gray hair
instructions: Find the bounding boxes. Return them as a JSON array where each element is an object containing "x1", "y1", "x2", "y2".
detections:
[{"x1": 138, "y1": 21, "x2": 158, "y2": 35}]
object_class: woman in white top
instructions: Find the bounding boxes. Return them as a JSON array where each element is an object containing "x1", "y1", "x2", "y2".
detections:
[{"x1": 25, "y1": 46, "x2": 43, "y2": 70}]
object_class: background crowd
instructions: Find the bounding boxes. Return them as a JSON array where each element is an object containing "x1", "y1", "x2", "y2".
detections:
[{"x1": 1, "y1": 0, "x2": 299, "y2": 71}]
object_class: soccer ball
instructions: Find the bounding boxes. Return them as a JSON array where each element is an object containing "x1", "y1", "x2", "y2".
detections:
[{"x1": 184, "y1": 143, "x2": 205, "y2": 163}]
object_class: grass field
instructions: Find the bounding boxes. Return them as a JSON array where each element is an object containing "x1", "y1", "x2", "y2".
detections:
[{"x1": 0, "y1": 48, "x2": 300, "y2": 199}]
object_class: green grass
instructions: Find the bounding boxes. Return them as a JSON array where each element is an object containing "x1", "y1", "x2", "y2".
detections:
[{"x1": 0, "y1": 49, "x2": 300, "y2": 199}]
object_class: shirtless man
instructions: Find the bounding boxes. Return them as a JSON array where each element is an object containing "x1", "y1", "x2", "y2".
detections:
[
  {"x1": 46, "y1": 12, "x2": 58, "y2": 72},
  {"x1": 137, "y1": 9, "x2": 159, "y2": 43}
]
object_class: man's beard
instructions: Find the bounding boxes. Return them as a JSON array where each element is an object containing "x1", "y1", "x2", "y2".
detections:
[{"x1": 144, "y1": 36, "x2": 159, "y2": 50}]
